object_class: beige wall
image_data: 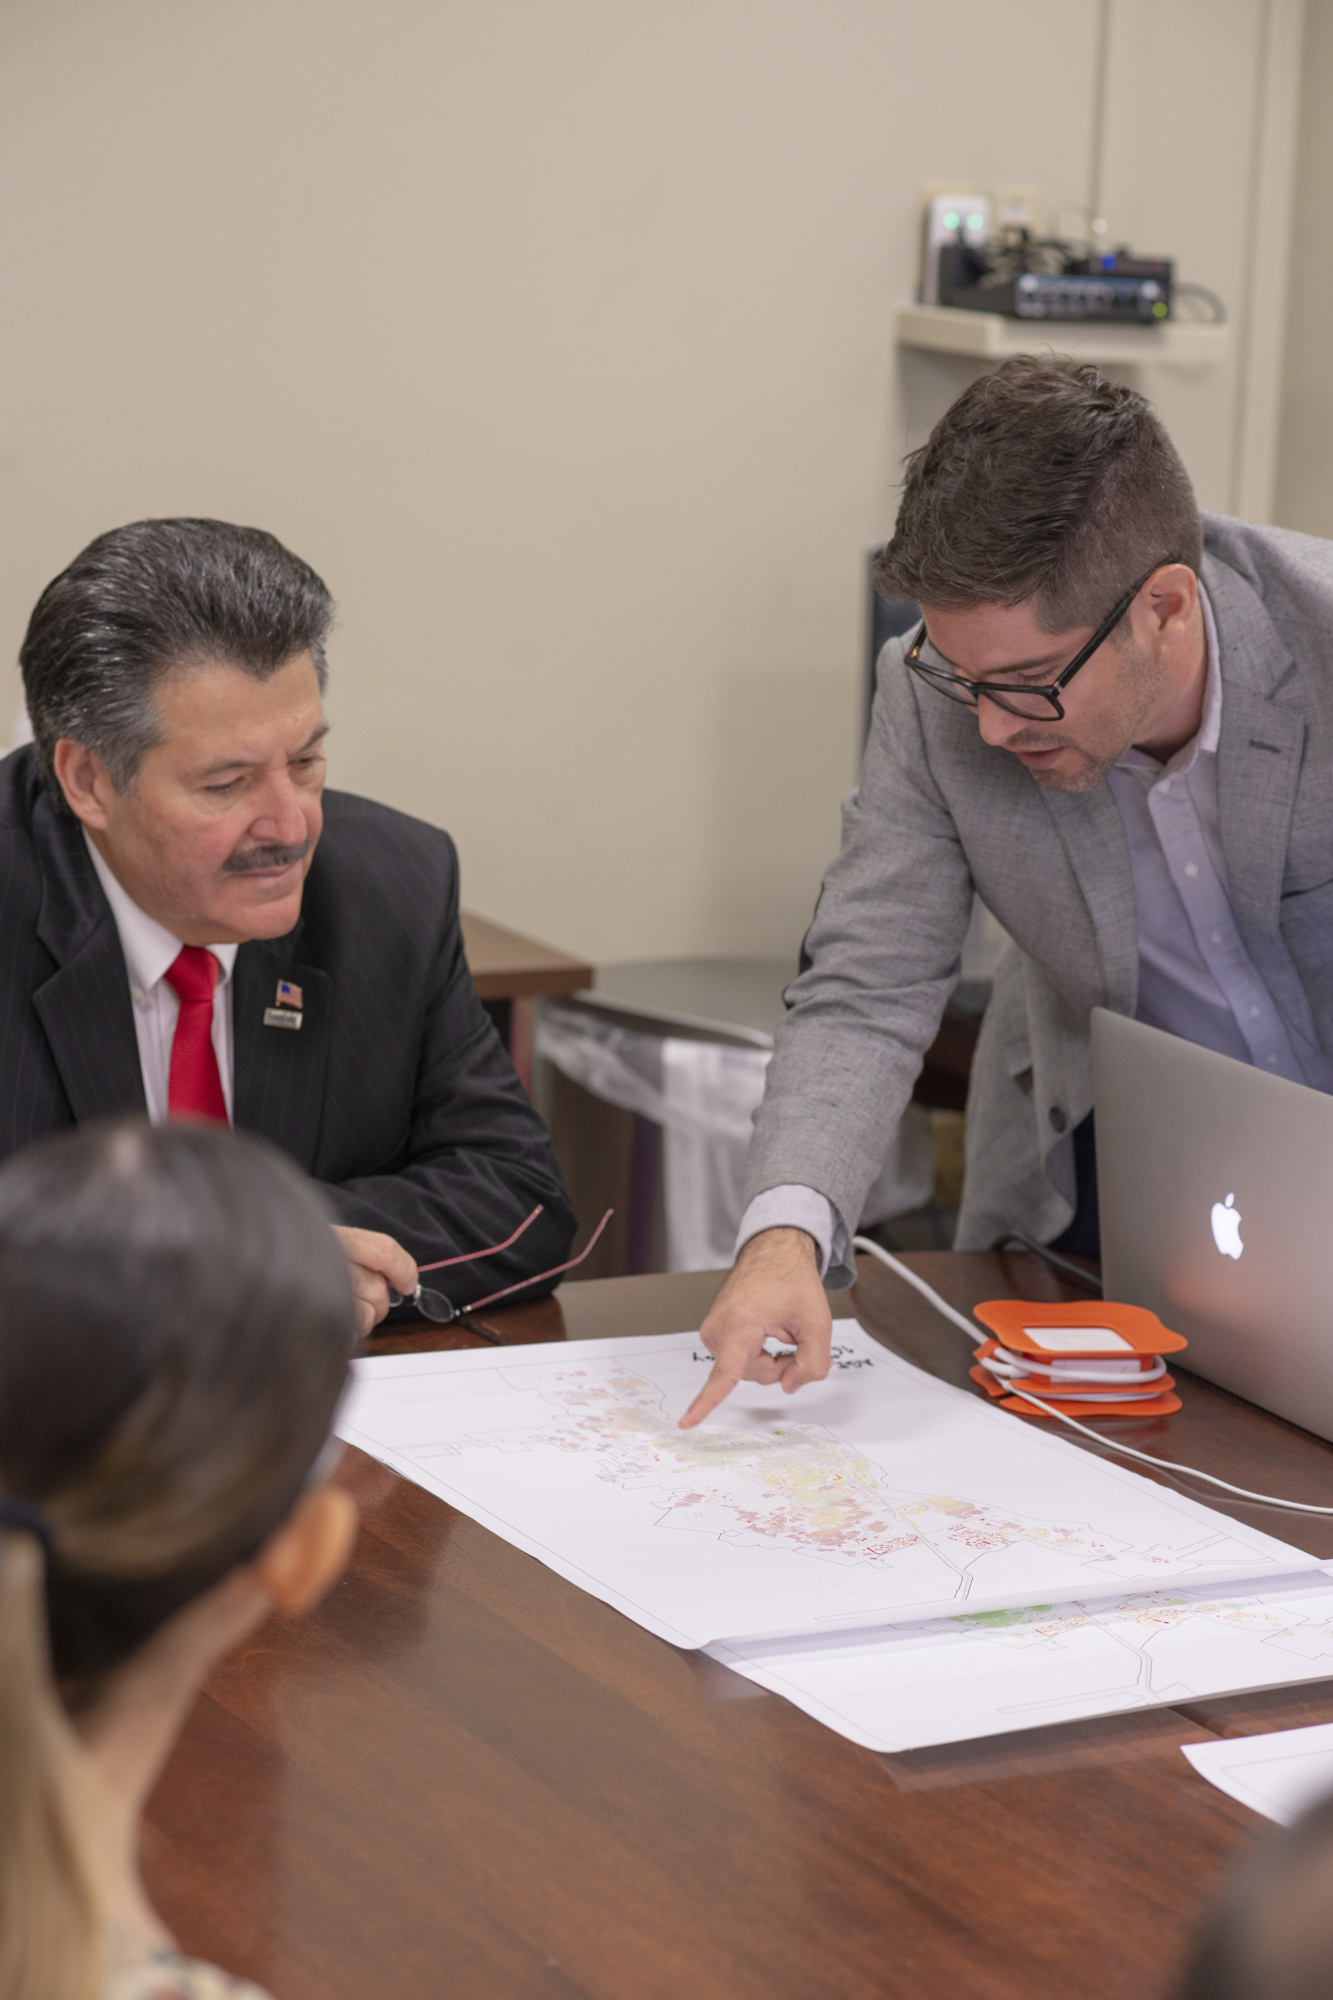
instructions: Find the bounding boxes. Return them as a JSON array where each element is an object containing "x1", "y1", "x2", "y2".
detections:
[
  {"x1": 0, "y1": 2, "x2": 1295, "y2": 964},
  {"x1": 1275, "y1": 0, "x2": 1333, "y2": 535},
  {"x1": 1095, "y1": 0, "x2": 1303, "y2": 521}
]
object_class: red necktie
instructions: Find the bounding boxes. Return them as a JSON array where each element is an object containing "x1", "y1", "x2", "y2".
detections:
[{"x1": 164, "y1": 946, "x2": 229, "y2": 1125}]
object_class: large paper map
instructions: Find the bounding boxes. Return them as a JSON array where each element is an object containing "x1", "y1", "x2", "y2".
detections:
[{"x1": 337, "y1": 1324, "x2": 1312, "y2": 1651}]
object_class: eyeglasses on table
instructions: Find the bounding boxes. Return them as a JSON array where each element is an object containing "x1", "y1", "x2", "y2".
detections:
[{"x1": 387, "y1": 1202, "x2": 614, "y2": 1342}]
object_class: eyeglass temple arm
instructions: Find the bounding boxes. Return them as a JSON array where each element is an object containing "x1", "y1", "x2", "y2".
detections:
[
  {"x1": 417, "y1": 1204, "x2": 545, "y2": 1274},
  {"x1": 386, "y1": 1204, "x2": 545, "y2": 1312},
  {"x1": 462, "y1": 1209, "x2": 614, "y2": 1315}
]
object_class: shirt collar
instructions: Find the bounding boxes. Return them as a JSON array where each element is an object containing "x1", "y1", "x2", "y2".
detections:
[
  {"x1": 1195, "y1": 579, "x2": 1222, "y2": 757},
  {"x1": 1115, "y1": 578, "x2": 1220, "y2": 779},
  {"x1": 84, "y1": 833, "x2": 239, "y2": 1002}
]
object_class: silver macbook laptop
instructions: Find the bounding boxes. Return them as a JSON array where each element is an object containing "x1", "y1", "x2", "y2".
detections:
[{"x1": 1093, "y1": 1007, "x2": 1333, "y2": 1441}]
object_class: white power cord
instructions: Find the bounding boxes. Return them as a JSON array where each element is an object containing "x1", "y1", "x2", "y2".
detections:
[{"x1": 851, "y1": 1235, "x2": 1333, "y2": 1518}]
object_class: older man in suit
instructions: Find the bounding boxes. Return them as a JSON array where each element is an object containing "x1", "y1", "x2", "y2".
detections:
[
  {"x1": 1, "y1": 517, "x2": 576, "y2": 1334},
  {"x1": 683, "y1": 355, "x2": 1333, "y2": 1427}
]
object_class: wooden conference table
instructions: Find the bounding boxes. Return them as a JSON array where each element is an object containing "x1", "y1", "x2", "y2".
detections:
[{"x1": 142, "y1": 1251, "x2": 1333, "y2": 2000}]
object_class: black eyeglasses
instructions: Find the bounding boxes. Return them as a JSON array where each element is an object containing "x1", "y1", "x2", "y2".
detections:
[
  {"x1": 903, "y1": 560, "x2": 1179, "y2": 720},
  {"x1": 386, "y1": 1203, "x2": 614, "y2": 1340}
]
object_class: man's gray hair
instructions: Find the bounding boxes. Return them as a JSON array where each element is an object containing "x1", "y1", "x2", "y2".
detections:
[{"x1": 20, "y1": 518, "x2": 334, "y2": 805}]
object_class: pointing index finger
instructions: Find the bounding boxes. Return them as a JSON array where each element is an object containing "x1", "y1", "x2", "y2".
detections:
[{"x1": 678, "y1": 1357, "x2": 742, "y2": 1430}]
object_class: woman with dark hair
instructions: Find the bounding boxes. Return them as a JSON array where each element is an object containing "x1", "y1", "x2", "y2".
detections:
[{"x1": 0, "y1": 1117, "x2": 360, "y2": 2000}]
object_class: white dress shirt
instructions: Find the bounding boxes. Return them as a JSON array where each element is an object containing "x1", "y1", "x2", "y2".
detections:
[
  {"x1": 85, "y1": 834, "x2": 238, "y2": 1123},
  {"x1": 737, "y1": 584, "x2": 1332, "y2": 1276}
]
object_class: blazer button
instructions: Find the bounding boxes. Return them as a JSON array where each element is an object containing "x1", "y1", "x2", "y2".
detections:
[{"x1": 1049, "y1": 1106, "x2": 1068, "y2": 1133}]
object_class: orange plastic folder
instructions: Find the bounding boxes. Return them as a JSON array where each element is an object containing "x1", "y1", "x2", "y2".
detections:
[{"x1": 968, "y1": 1298, "x2": 1187, "y2": 1419}]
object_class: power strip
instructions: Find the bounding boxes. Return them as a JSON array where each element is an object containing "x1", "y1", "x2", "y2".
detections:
[{"x1": 919, "y1": 192, "x2": 991, "y2": 305}]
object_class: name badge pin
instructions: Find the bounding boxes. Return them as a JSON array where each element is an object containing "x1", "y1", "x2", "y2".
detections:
[{"x1": 263, "y1": 1007, "x2": 303, "y2": 1030}]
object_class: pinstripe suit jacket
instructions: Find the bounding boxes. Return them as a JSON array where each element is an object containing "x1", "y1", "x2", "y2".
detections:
[
  {"x1": 0, "y1": 747, "x2": 576, "y2": 1306},
  {"x1": 745, "y1": 513, "x2": 1333, "y2": 1266}
]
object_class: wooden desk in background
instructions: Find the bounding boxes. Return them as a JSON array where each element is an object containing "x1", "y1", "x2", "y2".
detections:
[
  {"x1": 142, "y1": 1252, "x2": 1333, "y2": 2000},
  {"x1": 460, "y1": 910, "x2": 592, "y2": 1091}
]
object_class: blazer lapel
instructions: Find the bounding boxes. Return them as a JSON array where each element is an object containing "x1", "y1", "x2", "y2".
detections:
[
  {"x1": 1208, "y1": 555, "x2": 1314, "y2": 1033},
  {"x1": 31, "y1": 799, "x2": 146, "y2": 1123},
  {"x1": 1036, "y1": 784, "x2": 1139, "y2": 1017},
  {"x1": 1217, "y1": 690, "x2": 1305, "y2": 936},
  {"x1": 231, "y1": 937, "x2": 332, "y2": 1170}
]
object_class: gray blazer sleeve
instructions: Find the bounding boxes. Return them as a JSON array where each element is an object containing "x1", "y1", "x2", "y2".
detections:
[{"x1": 744, "y1": 642, "x2": 975, "y2": 1273}]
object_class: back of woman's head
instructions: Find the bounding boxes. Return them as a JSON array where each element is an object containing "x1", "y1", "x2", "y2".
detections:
[{"x1": 0, "y1": 1118, "x2": 356, "y2": 2000}]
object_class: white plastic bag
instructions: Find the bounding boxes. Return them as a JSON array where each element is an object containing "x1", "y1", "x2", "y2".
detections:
[{"x1": 537, "y1": 1005, "x2": 936, "y2": 1273}]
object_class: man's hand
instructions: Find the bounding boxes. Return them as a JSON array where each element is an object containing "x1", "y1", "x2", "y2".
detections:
[
  {"x1": 333, "y1": 1226, "x2": 419, "y2": 1338},
  {"x1": 679, "y1": 1226, "x2": 833, "y2": 1429}
]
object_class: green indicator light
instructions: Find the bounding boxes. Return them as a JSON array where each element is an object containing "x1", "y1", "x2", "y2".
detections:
[
  {"x1": 1153, "y1": 301, "x2": 1168, "y2": 317},
  {"x1": 943, "y1": 212, "x2": 959, "y2": 229}
]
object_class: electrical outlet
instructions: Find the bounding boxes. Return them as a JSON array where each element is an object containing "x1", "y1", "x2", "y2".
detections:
[{"x1": 991, "y1": 183, "x2": 1044, "y2": 235}]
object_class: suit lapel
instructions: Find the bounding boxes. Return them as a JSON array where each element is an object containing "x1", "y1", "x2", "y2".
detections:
[
  {"x1": 232, "y1": 938, "x2": 332, "y2": 1169},
  {"x1": 1036, "y1": 784, "x2": 1139, "y2": 1017},
  {"x1": 1217, "y1": 689, "x2": 1305, "y2": 942},
  {"x1": 1208, "y1": 556, "x2": 1306, "y2": 979},
  {"x1": 31, "y1": 798, "x2": 146, "y2": 1122},
  {"x1": 27, "y1": 790, "x2": 337, "y2": 1151}
]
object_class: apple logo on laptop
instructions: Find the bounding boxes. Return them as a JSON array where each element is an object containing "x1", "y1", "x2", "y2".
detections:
[{"x1": 1210, "y1": 1192, "x2": 1244, "y2": 1260}]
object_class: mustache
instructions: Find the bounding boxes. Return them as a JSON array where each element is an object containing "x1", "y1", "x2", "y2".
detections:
[{"x1": 222, "y1": 838, "x2": 312, "y2": 876}]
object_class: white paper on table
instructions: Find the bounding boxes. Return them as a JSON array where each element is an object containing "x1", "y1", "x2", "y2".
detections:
[
  {"x1": 1183, "y1": 1719, "x2": 1333, "y2": 1824},
  {"x1": 336, "y1": 1322, "x2": 1313, "y2": 1651},
  {"x1": 709, "y1": 1566, "x2": 1333, "y2": 1753}
]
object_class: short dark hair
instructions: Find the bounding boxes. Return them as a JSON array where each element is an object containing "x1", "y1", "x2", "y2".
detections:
[
  {"x1": 0, "y1": 1118, "x2": 354, "y2": 1696},
  {"x1": 875, "y1": 356, "x2": 1203, "y2": 631},
  {"x1": 19, "y1": 517, "x2": 334, "y2": 803}
]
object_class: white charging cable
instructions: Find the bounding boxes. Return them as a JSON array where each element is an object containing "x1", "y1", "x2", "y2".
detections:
[{"x1": 851, "y1": 1235, "x2": 1333, "y2": 1517}]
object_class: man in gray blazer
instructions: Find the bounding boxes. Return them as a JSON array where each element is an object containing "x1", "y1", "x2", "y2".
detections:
[{"x1": 682, "y1": 356, "x2": 1333, "y2": 1427}]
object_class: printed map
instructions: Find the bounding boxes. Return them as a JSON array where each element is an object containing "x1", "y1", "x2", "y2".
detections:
[
  {"x1": 710, "y1": 1569, "x2": 1333, "y2": 1751},
  {"x1": 478, "y1": 1356, "x2": 1184, "y2": 1589},
  {"x1": 338, "y1": 1324, "x2": 1312, "y2": 1651}
]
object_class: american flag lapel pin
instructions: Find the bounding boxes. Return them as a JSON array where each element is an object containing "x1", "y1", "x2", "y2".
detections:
[{"x1": 264, "y1": 979, "x2": 304, "y2": 1031}]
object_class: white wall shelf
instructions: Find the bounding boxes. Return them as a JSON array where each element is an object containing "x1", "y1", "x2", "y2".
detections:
[{"x1": 895, "y1": 303, "x2": 1229, "y2": 368}]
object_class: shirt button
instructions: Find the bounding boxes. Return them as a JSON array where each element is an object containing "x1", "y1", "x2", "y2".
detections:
[
  {"x1": 1249, "y1": 1006, "x2": 1262, "y2": 1020},
  {"x1": 1183, "y1": 862, "x2": 1199, "y2": 879},
  {"x1": 1210, "y1": 930, "x2": 1224, "y2": 945},
  {"x1": 1158, "y1": 779, "x2": 1172, "y2": 795}
]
